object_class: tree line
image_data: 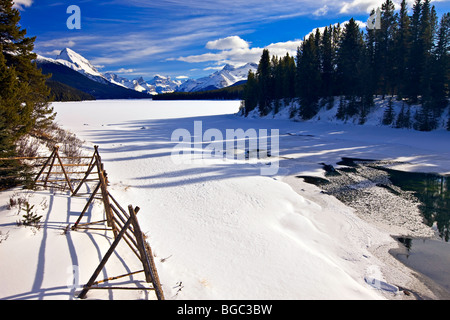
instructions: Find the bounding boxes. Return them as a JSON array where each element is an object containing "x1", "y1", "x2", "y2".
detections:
[
  {"x1": 243, "y1": 0, "x2": 450, "y2": 131},
  {"x1": 153, "y1": 83, "x2": 245, "y2": 100}
]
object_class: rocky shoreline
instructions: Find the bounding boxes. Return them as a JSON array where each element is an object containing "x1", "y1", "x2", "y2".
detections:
[{"x1": 298, "y1": 158, "x2": 450, "y2": 299}]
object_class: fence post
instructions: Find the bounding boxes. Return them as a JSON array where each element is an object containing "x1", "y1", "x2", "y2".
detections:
[{"x1": 77, "y1": 207, "x2": 140, "y2": 299}]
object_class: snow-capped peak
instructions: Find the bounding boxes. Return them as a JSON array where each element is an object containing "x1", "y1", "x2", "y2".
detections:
[
  {"x1": 222, "y1": 64, "x2": 236, "y2": 71},
  {"x1": 177, "y1": 62, "x2": 257, "y2": 92},
  {"x1": 55, "y1": 48, "x2": 107, "y2": 82}
]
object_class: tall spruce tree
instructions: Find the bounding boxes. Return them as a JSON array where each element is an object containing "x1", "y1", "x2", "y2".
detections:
[
  {"x1": 0, "y1": 0, "x2": 54, "y2": 188},
  {"x1": 420, "y1": 1, "x2": 438, "y2": 101},
  {"x1": 406, "y1": 0, "x2": 424, "y2": 102},
  {"x1": 382, "y1": 97, "x2": 395, "y2": 125},
  {"x1": 320, "y1": 26, "x2": 335, "y2": 105},
  {"x1": 373, "y1": 0, "x2": 398, "y2": 97},
  {"x1": 296, "y1": 32, "x2": 321, "y2": 120},
  {"x1": 0, "y1": 47, "x2": 29, "y2": 187},
  {"x1": 243, "y1": 69, "x2": 258, "y2": 116},
  {"x1": 336, "y1": 19, "x2": 367, "y2": 117},
  {"x1": 428, "y1": 13, "x2": 450, "y2": 116},
  {"x1": 382, "y1": 0, "x2": 398, "y2": 96},
  {"x1": 0, "y1": 47, "x2": 26, "y2": 156},
  {"x1": 281, "y1": 53, "x2": 296, "y2": 99},
  {"x1": 394, "y1": 0, "x2": 411, "y2": 99},
  {"x1": 256, "y1": 49, "x2": 272, "y2": 116},
  {"x1": 0, "y1": 0, "x2": 54, "y2": 132}
]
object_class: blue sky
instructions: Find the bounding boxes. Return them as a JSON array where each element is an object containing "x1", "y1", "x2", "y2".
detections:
[{"x1": 15, "y1": 0, "x2": 450, "y2": 80}]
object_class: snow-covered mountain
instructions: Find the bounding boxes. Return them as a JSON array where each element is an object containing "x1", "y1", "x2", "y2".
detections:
[
  {"x1": 103, "y1": 72, "x2": 137, "y2": 91},
  {"x1": 104, "y1": 73, "x2": 182, "y2": 95},
  {"x1": 41, "y1": 48, "x2": 181, "y2": 95},
  {"x1": 54, "y1": 48, "x2": 110, "y2": 84},
  {"x1": 38, "y1": 48, "x2": 255, "y2": 95},
  {"x1": 35, "y1": 52, "x2": 150, "y2": 100},
  {"x1": 177, "y1": 63, "x2": 257, "y2": 92},
  {"x1": 149, "y1": 75, "x2": 183, "y2": 94},
  {"x1": 103, "y1": 73, "x2": 152, "y2": 93}
]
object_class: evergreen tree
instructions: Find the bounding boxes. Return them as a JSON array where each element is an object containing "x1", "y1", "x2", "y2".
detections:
[
  {"x1": 0, "y1": 48, "x2": 28, "y2": 187},
  {"x1": 281, "y1": 53, "x2": 296, "y2": 99},
  {"x1": 414, "y1": 104, "x2": 437, "y2": 131},
  {"x1": 243, "y1": 70, "x2": 258, "y2": 116},
  {"x1": 406, "y1": 0, "x2": 424, "y2": 102},
  {"x1": 395, "y1": 103, "x2": 406, "y2": 128},
  {"x1": 405, "y1": 104, "x2": 412, "y2": 128},
  {"x1": 0, "y1": 46, "x2": 31, "y2": 144},
  {"x1": 320, "y1": 26, "x2": 335, "y2": 105},
  {"x1": 0, "y1": 0, "x2": 54, "y2": 188},
  {"x1": 395, "y1": 103, "x2": 412, "y2": 128},
  {"x1": 428, "y1": 13, "x2": 450, "y2": 116},
  {"x1": 271, "y1": 55, "x2": 281, "y2": 106},
  {"x1": 244, "y1": 1, "x2": 449, "y2": 131},
  {"x1": 337, "y1": 19, "x2": 364, "y2": 96},
  {"x1": 256, "y1": 49, "x2": 272, "y2": 116},
  {"x1": 420, "y1": 1, "x2": 438, "y2": 102},
  {"x1": 382, "y1": 97, "x2": 395, "y2": 125},
  {"x1": 394, "y1": 0, "x2": 411, "y2": 99},
  {"x1": 0, "y1": 48, "x2": 24, "y2": 155},
  {"x1": 365, "y1": 10, "x2": 378, "y2": 98},
  {"x1": 336, "y1": 18, "x2": 367, "y2": 117},
  {"x1": 296, "y1": 32, "x2": 321, "y2": 120},
  {"x1": 0, "y1": 0, "x2": 54, "y2": 131},
  {"x1": 375, "y1": 0, "x2": 398, "y2": 96}
]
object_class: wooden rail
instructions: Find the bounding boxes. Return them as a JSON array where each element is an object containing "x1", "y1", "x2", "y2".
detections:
[{"x1": 1, "y1": 145, "x2": 165, "y2": 300}]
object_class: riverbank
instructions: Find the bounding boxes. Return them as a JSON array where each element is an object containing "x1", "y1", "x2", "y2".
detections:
[{"x1": 295, "y1": 158, "x2": 450, "y2": 299}]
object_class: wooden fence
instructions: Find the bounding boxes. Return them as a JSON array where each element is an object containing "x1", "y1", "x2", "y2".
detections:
[{"x1": 0, "y1": 146, "x2": 164, "y2": 300}]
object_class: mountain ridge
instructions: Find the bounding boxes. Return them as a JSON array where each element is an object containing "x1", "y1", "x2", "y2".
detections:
[
  {"x1": 36, "y1": 54, "x2": 150, "y2": 100},
  {"x1": 38, "y1": 48, "x2": 256, "y2": 96},
  {"x1": 177, "y1": 63, "x2": 257, "y2": 93}
]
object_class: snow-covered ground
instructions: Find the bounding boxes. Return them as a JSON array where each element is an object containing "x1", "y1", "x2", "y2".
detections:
[{"x1": 1, "y1": 99, "x2": 449, "y2": 300}]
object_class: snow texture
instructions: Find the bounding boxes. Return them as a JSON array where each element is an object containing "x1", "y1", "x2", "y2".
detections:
[{"x1": 0, "y1": 99, "x2": 448, "y2": 300}]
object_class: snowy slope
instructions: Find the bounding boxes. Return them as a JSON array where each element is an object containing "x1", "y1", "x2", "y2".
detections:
[
  {"x1": 247, "y1": 96, "x2": 450, "y2": 131},
  {"x1": 1, "y1": 100, "x2": 448, "y2": 300},
  {"x1": 177, "y1": 63, "x2": 257, "y2": 92}
]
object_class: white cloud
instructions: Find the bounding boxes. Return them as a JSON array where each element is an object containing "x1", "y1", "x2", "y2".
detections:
[
  {"x1": 173, "y1": 36, "x2": 302, "y2": 66},
  {"x1": 106, "y1": 68, "x2": 135, "y2": 74},
  {"x1": 116, "y1": 68, "x2": 135, "y2": 73},
  {"x1": 121, "y1": 0, "x2": 389, "y2": 21},
  {"x1": 12, "y1": 0, "x2": 33, "y2": 10},
  {"x1": 204, "y1": 65, "x2": 226, "y2": 71},
  {"x1": 39, "y1": 39, "x2": 77, "y2": 49},
  {"x1": 314, "y1": 5, "x2": 329, "y2": 16},
  {"x1": 305, "y1": 19, "x2": 367, "y2": 39},
  {"x1": 206, "y1": 36, "x2": 250, "y2": 50},
  {"x1": 43, "y1": 49, "x2": 62, "y2": 57},
  {"x1": 339, "y1": 0, "x2": 386, "y2": 14},
  {"x1": 174, "y1": 16, "x2": 373, "y2": 68}
]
